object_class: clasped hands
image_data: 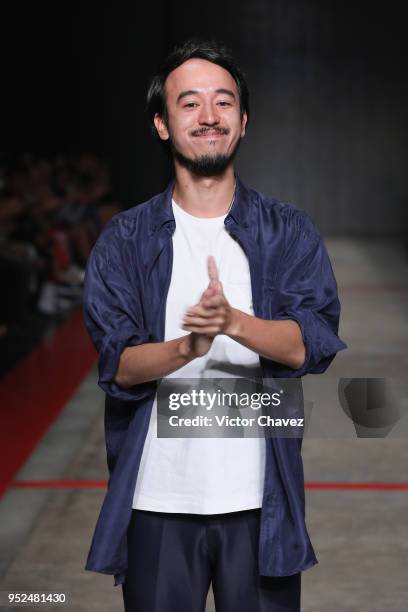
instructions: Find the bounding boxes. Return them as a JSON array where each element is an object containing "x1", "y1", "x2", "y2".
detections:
[{"x1": 181, "y1": 256, "x2": 236, "y2": 338}]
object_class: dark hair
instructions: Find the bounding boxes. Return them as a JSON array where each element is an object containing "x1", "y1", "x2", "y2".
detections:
[{"x1": 146, "y1": 38, "x2": 250, "y2": 133}]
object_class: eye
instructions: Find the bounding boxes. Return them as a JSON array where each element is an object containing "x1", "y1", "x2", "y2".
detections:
[
  {"x1": 184, "y1": 102, "x2": 198, "y2": 108},
  {"x1": 217, "y1": 101, "x2": 232, "y2": 107}
]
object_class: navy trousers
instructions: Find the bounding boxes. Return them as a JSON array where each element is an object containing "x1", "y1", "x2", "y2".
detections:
[{"x1": 122, "y1": 508, "x2": 301, "y2": 612}]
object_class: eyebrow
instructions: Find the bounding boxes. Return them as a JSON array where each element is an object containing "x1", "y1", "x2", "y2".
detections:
[{"x1": 176, "y1": 88, "x2": 236, "y2": 103}]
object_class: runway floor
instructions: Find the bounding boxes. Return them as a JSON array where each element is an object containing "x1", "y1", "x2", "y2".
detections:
[{"x1": 0, "y1": 238, "x2": 407, "y2": 611}]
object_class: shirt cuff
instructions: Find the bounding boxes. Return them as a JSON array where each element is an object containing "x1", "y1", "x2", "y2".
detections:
[
  {"x1": 98, "y1": 329, "x2": 156, "y2": 401},
  {"x1": 270, "y1": 310, "x2": 347, "y2": 377}
]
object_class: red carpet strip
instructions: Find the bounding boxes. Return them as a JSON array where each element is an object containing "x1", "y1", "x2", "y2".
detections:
[{"x1": 0, "y1": 306, "x2": 97, "y2": 498}]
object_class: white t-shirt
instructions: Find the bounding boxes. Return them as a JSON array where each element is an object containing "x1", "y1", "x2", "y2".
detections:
[{"x1": 132, "y1": 198, "x2": 266, "y2": 514}]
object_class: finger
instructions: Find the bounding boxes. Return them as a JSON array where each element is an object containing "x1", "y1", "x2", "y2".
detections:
[
  {"x1": 207, "y1": 256, "x2": 219, "y2": 283},
  {"x1": 185, "y1": 292, "x2": 219, "y2": 316},
  {"x1": 183, "y1": 315, "x2": 225, "y2": 328},
  {"x1": 182, "y1": 324, "x2": 220, "y2": 336},
  {"x1": 208, "y1": 257, "x2": 225, "y2": 296},
  {"x1": 198, "y1": 282, "x2": 217, "y2": 304},
  {"x1": 201, "y1": 295, "x2": 225, "y2": 308},
  {"x1": 202, "y1": 284, "x2": 216, "y2": 299},
  {"x1": 184, "y1": 305, "x2": 215, "y2": 318}
]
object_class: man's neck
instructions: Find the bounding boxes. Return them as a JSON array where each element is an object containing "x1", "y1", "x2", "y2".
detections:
[{"x1": 172, "y1": 164, "x2": 236, "y2": 219}]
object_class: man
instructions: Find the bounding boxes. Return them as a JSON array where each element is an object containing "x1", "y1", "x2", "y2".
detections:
[{"x1": 83, "y1": 39, "x2": 347, "y2": 612}]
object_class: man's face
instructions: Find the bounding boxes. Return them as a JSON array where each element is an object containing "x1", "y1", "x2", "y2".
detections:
[{"x1": 154, "y1": 58, "x2": 247, "y2": 177}]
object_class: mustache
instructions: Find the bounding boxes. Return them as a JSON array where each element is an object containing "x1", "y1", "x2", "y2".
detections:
[{"x1": 191, "y1": 127, "x2": 230, "y2": 137}]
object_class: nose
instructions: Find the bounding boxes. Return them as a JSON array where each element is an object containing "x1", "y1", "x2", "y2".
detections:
[{"x1": 198, "y1": 101, "x2": 220, "y2": 126}]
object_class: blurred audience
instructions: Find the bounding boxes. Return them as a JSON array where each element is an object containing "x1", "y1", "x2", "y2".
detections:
[{"x1": 0, "y1": 153, "x2": 121, "y2": 338}]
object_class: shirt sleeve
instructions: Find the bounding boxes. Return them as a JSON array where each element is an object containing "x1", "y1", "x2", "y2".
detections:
[
  {"x1": 269, "y1": 210, "x2": 347, "y2": 377},
  {"x1": 82, "y1": 219, "x2": 155, "y2": 401}
]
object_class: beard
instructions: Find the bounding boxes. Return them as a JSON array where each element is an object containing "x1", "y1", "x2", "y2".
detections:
[{"x1": 169, "y1": 128, "x2": 242, "y2": 177}]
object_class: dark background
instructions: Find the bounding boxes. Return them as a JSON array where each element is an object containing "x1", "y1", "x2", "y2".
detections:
[{"x1": 2, "y1": 1, "x2": 407, "y2": 235}]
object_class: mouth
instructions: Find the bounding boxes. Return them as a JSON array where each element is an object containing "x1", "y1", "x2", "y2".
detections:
[{"x1": 192, "y1": 129, "x2": 229, "y2": 139}]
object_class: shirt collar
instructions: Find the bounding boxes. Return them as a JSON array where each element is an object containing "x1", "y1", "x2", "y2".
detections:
[
  {"x1": 148, "y1": 172, "x2": 252, "y2": 236},
  {"x1": 227, "y1": 174, "x2": 251, "y2": 228},
  {"x1": 148, "y1": 179, "x2": 176, "y2": 236}
]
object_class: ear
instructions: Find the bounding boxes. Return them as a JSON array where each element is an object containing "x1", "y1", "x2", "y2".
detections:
[
  {"x1": 153, "y1": 113, "x2": 170, "y2": 141},
  {"x1": 240, "y1": 111, "x2": 248, "y2": 138}
]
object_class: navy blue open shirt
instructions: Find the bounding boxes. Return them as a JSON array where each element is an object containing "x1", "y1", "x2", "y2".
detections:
[{"x1": 82, "y1": 175, "x2": 347, "y2": 585}]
